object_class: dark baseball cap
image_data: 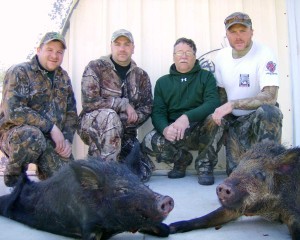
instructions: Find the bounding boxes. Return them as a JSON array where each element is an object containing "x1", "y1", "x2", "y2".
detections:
[
  {"x1": 224, "y1": 12, "x2": 252, "y2": 30},
  {"x1": 39, "y1": 32, "x2": 67, "y2": 49},
  {"x1": 111, "y1": 29, "x2": 134, "y2": 43}
]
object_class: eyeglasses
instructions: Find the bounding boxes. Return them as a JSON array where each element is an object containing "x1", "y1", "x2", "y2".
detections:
[{"x1": 174, "y1": 51, "x2": 195, "y2": 57}]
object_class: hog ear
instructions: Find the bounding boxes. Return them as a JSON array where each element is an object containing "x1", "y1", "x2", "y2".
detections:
[
  {"x1": 70, "y1": 162, "x2": 105, "y2": 190},
  {"x1": 271, "y1": 148, "x2": 300, "y2": 174}
]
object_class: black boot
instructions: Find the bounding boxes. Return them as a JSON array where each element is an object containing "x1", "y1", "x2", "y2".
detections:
[
  {"x1": 4, "y1": 165, "x2": 22, "y2": 187},
  {"x1": 168, "y1": 150, "x2": 193, "y2": 179}
]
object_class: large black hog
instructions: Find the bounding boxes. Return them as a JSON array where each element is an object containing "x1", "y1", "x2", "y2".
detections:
[
  {"x1": 0, "y1": 159, "x2": 174, "y2": 240},
  {"x1": 169, "y1": 141, "x2": 300, "y2": 240}
]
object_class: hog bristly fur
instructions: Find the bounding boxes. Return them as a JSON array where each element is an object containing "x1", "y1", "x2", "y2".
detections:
[
  {"x1": 169, "y1": 141, "x2": 300, "y2": 240},
  {"x1": 0, "y1": 159, "x2": 174, "y2": 240}
]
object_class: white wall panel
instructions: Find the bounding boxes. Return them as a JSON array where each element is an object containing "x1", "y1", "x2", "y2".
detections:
[{"x1": 63, "y1": 0, "x2": 292, "y2": 162}]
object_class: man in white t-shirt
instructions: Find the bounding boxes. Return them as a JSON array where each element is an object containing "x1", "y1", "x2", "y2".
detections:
[{"x1": 212, "y1": 12, "x2": 283, "y2": 175}]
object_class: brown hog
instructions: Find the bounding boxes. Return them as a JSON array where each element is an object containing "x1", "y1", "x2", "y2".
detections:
[{"x1": 169, "y1": 141, "x2": 300, "y2": 240}]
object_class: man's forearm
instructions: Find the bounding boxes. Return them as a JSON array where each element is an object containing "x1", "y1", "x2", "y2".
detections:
[{"x1": 231, "y1": 86, "x2": 278, "y2": 110}]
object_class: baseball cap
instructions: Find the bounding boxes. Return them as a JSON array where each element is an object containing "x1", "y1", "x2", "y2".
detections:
[
  {"x1": 224, "y1": 12, "x2": 252, "y2": 30},
  {"x1": 39, "y1": 32, "x2": 67, "y2": 49},
  {"x1": 111, "y1": 29, "x2": 134, "y2": 43}
]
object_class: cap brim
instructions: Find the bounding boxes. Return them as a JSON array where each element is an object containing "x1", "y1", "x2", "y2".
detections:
[
  {"x1": 111, "y1": 35, "x2": 133, "y2": 43},
  {"x1": 226, "y1": 22, "x2": 251, "y2": 30},
  {"x1": 44, "y1": 39, "x2": 67, "y2": 49}
]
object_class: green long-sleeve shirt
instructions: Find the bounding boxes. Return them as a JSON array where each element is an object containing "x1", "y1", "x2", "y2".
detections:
[{"x1": 152, "y1": 60, "x2": 220, "y2": 134}]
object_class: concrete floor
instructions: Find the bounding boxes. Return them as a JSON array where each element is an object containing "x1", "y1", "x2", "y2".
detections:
[{"x1": 0, "y1": 172, "x2": 290, "y2": 240}]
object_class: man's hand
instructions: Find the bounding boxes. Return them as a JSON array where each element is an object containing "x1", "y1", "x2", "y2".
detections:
[
  {"x1": 169, "y1": 114, "x2": 190, "y2": 141},
  {"x1": 126, "y1": 104, "x2": 138, "y2": 124},
  {"x1": 50, "y1": 124, "x2": 72, "y2": 158},
  {"x1": 212, "y1": 102, "x2": 234, "y2": 126},
  {"x1": 58, "y1": 140, "x2": 72, "y2": 158},
  {"x1": 163, "y1": 125, "x2": 178, "y2": 142}
]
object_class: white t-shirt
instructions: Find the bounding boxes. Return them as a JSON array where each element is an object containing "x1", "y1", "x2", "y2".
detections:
[{"x1": 215, "y1": 41, "x2": 279, "y2": 116}]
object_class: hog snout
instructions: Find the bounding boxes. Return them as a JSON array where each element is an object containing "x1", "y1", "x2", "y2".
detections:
[
  {"x1": 217, "y1": 183, "x2": 234, "y2": 204},
  {"x1": 216, "y1": 181, "x2": 246, "y2": 209},
  {"x1": 158, "y1": 196, "x2": 174, "y2": 216}
]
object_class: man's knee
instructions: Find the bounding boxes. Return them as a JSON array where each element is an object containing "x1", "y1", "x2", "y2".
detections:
[
  {"x1": 79, "y1": 109, "x2": 123, "y2": 144},
  {"x1": 6, "y1": 125, "x2": 46, "y2": 154},
  {"x1": 254, "y1": 105, "x2": 283, "y2": 140},
  {"x1": 141, "y1": 129, "x2": 159, "y2": 156},
  {"x1": 257, "y1": 105, "x2": 283, "y2": 123},
  {"x1": 90, "y1": 109, "x2": 122, "y2": 129}
]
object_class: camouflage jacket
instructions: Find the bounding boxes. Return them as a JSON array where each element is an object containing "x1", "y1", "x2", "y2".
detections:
[
  {"x1": 80, "y1": 55, "x2": 153, "y2": 128},
  {"x1": 0, "y1": 56, "x2": 78, "y2": 142}
]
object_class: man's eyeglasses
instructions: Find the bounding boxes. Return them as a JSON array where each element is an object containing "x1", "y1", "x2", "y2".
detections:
[{"x1": 174, "y1": 51, "x2": 195, "y2": 57}]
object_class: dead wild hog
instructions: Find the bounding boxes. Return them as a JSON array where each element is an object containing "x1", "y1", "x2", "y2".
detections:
[
  {"x1": 169, "y1": 141, "x2": 300, "y2": 240},
  {"x1": 0, "y1": 159, "x2": 174, "y2": 240}
]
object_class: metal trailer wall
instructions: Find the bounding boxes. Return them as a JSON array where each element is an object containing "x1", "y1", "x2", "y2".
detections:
[
  {"x1": 287, "y1": 0, "x2": 300, "y2": 146},
  {"x1": 62, "y1": 0, "x2": 293, "y2": 170}
]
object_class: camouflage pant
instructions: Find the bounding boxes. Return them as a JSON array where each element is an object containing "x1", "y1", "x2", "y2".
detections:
[
  {"x1": 141, "y1": 115, "x2": 220, "y2": 173},
  {"x1": 223, "y1": 104, "x2": 283, "y2": 175},
  {"x1": 78, "y1": 109, "x2": 154, "y2": 181},
  {"x1": 78, "y1": 109, "x2": 123, "y2": 161},
  {"x1": 0, "y1": 125, "x2": 74, "y2": 180}
]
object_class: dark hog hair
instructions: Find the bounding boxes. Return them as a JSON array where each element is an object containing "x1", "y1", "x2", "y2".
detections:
[
  {"x1": 218, "y1": 141, "x2": 288, "y2": 213},
  {"x1": 169, "y1": 141, "x2": 300, "y2": 240},
  {"x1": 0, "y1": 159, "x2": 174, "y2": 240}
]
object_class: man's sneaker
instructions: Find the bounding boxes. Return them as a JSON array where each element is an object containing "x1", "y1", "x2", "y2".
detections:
[
  {"x1": 168, "y1": 150, "x2": 193, "y2": 179},
  {"x1": 198, "y1": 172, "x2": 214, "y2": 185}
]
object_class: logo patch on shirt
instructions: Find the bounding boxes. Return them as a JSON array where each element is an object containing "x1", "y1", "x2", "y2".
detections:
[
  {"x1": 239, "y1": 74, "x2": 250, "y2": 87},
  {"x1": 266, "y1": 61, "x2": 277, "y2": 74}
]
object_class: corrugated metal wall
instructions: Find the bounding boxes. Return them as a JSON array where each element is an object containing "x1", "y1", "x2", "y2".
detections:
[
  {"x1": 63, "y1": 0, "x2": 292, "y2": 166},
  {"x1": 287, "y1": 0, "x2": 300, "y2": 146}
]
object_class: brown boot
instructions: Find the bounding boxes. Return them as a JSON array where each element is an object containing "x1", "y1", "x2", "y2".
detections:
[{"x1": 168, "y1": 150, "x2": 193, "y2": 179}]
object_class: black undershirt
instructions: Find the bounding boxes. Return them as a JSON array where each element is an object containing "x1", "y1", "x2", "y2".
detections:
[
  {"x1": 36, "y1": 55, "x2": 55, "y2": 82},
  {"x1": 110, "y1": 56, "x2": 130, "y2": 81}
]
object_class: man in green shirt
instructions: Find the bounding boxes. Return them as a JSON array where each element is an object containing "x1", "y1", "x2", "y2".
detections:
[{"x1": 142, "y1": 38, "x2": 220, "y2": 185}]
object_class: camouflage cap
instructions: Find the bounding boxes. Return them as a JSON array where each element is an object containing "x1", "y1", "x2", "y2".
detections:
[
  {"x1": 224, "y1": 12, "x2": 252, "y2": 30},
  {"x1": 39, "y1": 32, "x2": 67, "y2": 49},
  {"x1": 111, "y1": 29, "x2": 134, "y2": 43}
]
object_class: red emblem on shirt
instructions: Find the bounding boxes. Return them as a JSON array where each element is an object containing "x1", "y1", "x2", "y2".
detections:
[{"x1": 266, "y1": 61, "x2": 276, "y2": 73}]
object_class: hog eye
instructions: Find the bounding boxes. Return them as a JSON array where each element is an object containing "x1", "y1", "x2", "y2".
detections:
[
  {"x1": 253, "y1": 171, "x2": 266, "y2": 181},
  {"x1": 116, "y1": 188, "x2": 128, "y2": 194}
]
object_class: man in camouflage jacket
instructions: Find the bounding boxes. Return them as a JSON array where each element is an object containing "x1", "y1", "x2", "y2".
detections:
[
  {"x1": 78, "y1": 29, "x2": 153, "y2": 181},
  {"x1": 0, "y1": 32, "x2": 78, "y2": 187}
]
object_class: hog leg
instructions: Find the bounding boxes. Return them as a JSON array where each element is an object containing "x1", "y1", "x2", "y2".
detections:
[
  {"x1": 290, "y1": 228, "x2": 300, "y2": 240},
  {"x1": 169, "y1": 206, "x2": 241, "y2": 233},
  {"x1": 139, "y1": 222, "x2": 170, "y2": 237},
  {"x1": 81, "y1": 231, "x2": 103, "y2": 240},
  {"x1": 287, "y1": 219, "x2": 300, "y2": 240}
]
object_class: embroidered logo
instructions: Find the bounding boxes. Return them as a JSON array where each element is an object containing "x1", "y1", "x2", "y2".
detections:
[
  {"x1": 266, "y1": 61, "x2": 277, "y2": 74},
  {"x1": 181, "y1": 78, "x2": 187, "y2": 82},
  {"x1": 239, "y1": 74, "x2": 250, "y2": 87}
]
